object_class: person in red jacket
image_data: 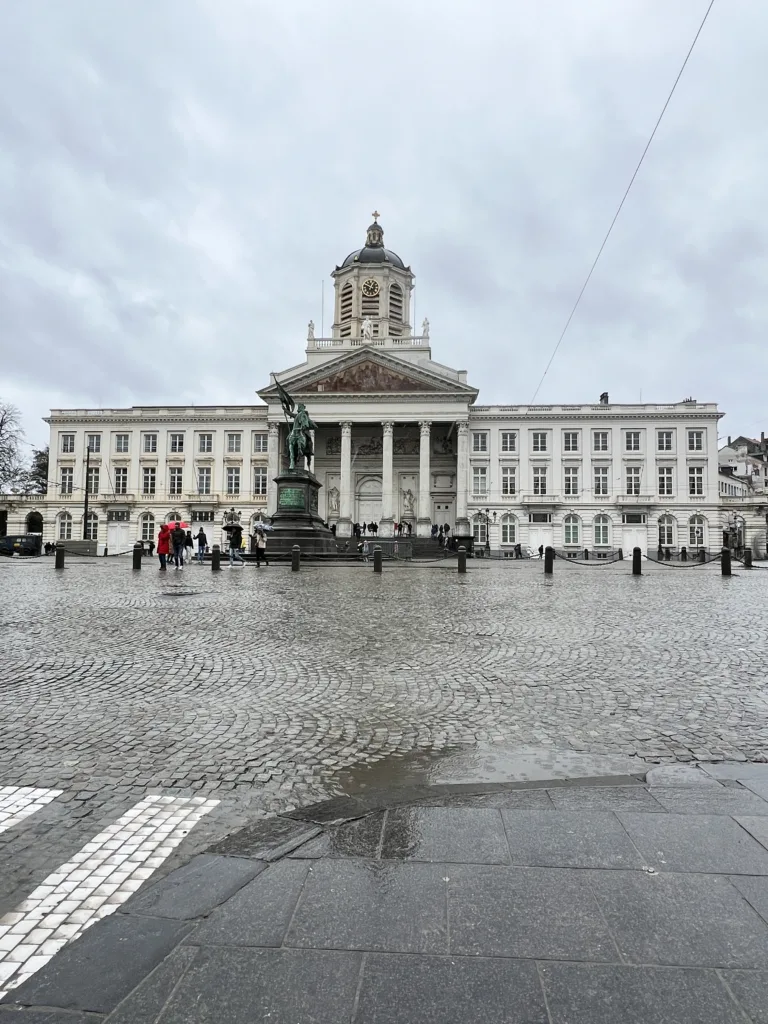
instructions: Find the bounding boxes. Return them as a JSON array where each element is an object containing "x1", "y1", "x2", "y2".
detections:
[{"x1": 156, "y1": 523, "x2": 171, "y2": 571}]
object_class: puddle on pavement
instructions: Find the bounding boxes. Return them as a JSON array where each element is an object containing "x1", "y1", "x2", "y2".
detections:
[{"x1": 335, "y1": 742, "x2": 645, "y2": 795}]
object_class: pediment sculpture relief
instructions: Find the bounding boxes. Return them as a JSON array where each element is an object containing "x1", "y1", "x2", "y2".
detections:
[{"x1": 305, "y1": 360, "x2": 435, "y2": 393}]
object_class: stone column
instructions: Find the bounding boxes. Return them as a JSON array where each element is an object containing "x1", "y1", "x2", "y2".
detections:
[
  {"x1": 338, "y1": 422, "x2": 353, "y2": 537},
  {"x1": 266, "y1": 422, "x2": 280, "y2": 515},
  {"x1": 380, "y1": 422, "x2": 395, "y2": 536},
  {"x1": 455, "y1": 420, "x2": 470, "y2": 535},
  {"x1": 417, "y1": 420, "x2": 432, "y2": 537}
]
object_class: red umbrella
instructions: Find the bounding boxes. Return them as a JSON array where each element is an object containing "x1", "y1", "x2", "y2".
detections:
[{"x1": 168, "y1": 521, "x2": 189, "y2": 529}]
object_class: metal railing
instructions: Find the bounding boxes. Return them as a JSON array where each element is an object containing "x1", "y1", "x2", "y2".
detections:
[{"x1": 310, "y1": 334, "x2": 430, "y2": 350}]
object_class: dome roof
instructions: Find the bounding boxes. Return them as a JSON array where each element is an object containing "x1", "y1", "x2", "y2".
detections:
[
  {"x1": 339, "y1": 214, "x2": 407, "y2": 270},
  {"x1": 341, "y1": 246, "x2": 405, "y2": 269}
]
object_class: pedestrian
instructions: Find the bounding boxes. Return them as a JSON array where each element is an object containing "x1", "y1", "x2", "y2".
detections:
[
  {"x1": 361, "y1": 537, "x2": 370, "y2": 562},
  {"x1": 362, "y1": 521, "x2": 367, "y2": 536},
  {"x1": 195, "y1": 527, "x2": 207, "y2": 563},
  {"x1": 170, "y1": 523, "x2": 186, "y2": 569},
  {"x1": 184, "y1": 529, "x2": 194, "y2": 562},
  {"x1": 256, "y1": 529, "x2": 268, "y2": 566},
  {"x1": 431, "y1": 523, "x2": 438, "y2": 541},
  {"x1": 157, "y1": 523, "x2": 171, "y2": 571},
  {"x1": 330, "y1": 522, "x2": 337, "y2": 537},
  {"x1": 225, "y1": 520, "x2": 244, "y2": 566},
  {"x1": 538, "y1": 544, "x2": 544, "y2": 559}
]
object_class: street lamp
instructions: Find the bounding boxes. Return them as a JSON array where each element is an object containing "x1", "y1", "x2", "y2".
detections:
[
  {"x1": 476, "y1": 507, "x2": 497, "y2": 556},
  {"x1": 727, "y1": 512, "x2": 746, "y2": 554}
]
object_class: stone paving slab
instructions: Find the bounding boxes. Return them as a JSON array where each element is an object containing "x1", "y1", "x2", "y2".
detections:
[
  {"x1": 381, "y1": 806, "x2": 511, "y2": 863},
  {"x1": 501, "y1": 810, "x2": 646, "y2": 869},
  {"x1": 618, "y1": 811, "x2": 768, "y2": 873},
  {"x1": 649, "y1": 785, "x2": 768, "y2": 815}
]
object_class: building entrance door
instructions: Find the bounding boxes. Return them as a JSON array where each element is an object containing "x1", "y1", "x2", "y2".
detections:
[
  {"x1": 106, "y1": 522, "x2": 131, "y2": 554},
  {"x1": 433, "y1": 501, "x2": 455, "y2": 529},
  {"x1": 528, "y1": 526, "x2": 554, "y2": 555},
  {"x1": 356, "y1": 476, "x2": 382, "y2": 527},
  {"x1": 622, "y1": 527, "x2": 647, "y2": 555}
]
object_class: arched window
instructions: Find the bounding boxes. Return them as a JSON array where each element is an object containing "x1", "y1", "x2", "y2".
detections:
[
  {"x1": 140, "y1": 512, "x2": 155, "y2": 541},
  {"x1": 85, "y1": 511, "x2": 99, "y2": 541},
  {"x1": 340, "y1": 283, "x2": 353, "y2": 336},
  {"x1": 593, "y1": 514, "x2": 610, "y2": 546},
  {"x1": 25, "y1": 511, "x2": 43, "y2": 534},
  {"x1": 472, "y1": 514, "x2": 487, "y2": 546},
  {"x1": 658, "y1": 514, "x2": 675, "y2": 546},
  {"x1": 58, "y1": 512, "x2": 72, "y2": 541},
  {"x1": 689, "y1": 514, "x2": 705, "y2": 547},
  {"x1": 500, "y1": 513, "x2": 516, "y2": 545},
  {"x1": 389, "y1": 283, "x2": 403, "y2": 336},
  {"x1": 563, "y1": 514, "x2": 580, "y2": 545}
]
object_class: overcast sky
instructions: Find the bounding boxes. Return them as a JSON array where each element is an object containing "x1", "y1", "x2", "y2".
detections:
[{"x1": 1, "y1": 0, "x2": 766, "y2": 451}]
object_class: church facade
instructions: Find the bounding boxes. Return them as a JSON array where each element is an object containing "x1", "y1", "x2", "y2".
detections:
[{"x1": 7, "y1": 216, "x2": 726, "y2": 556}]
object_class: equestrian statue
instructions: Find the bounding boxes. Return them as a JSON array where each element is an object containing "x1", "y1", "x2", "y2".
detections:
[{"x1": 275, "y1": 379, "x2": 318, "y2": 472}]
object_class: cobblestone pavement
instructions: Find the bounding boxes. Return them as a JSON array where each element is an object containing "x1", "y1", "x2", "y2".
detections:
[{"x1": 1, "y1": 556, "x2": 768, "y2": 918}]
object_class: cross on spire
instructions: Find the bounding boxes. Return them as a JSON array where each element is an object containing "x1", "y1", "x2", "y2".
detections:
[{"x1": 371, "y1": 210, "x2": 380, "y2": 222}]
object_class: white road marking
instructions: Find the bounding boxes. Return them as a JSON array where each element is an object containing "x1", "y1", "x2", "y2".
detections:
[
  {"x1": 0, "y1": 794, "x2": 219, "y2": 998},
  {"x1": 0, "y1": 787, "x2": 62, "y2": 836}
]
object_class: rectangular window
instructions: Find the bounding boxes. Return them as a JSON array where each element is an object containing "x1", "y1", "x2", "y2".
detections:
[
  {"x1": 59, "y1": 516, "x2": 72, "y2": 540},
  {"x1": 532, "y1": 432, "x2": 547, "y2": 453},
  {"x1": 87, "y1": 467, "x2": 100, "y2": 495},
  {"x1": 253, "y1": 467, "x2": 267, "y2": 496},
  {"x1": 199, "y1": 433, "x2": 213, "y2": 453},
  {"x1": 197, "y1": 467, "x2": 211, "y2": 494},
  {"x1": 86, "y1": 434, "x2": 101, "y2": 453},
  {"x1": 625, "y1": 431, "x2": 640, "y2": 452},
  {"x1": 142, "y1": 467, "x2": 156, "y2": 495},
  {"x1": 500, "y1": 431, "x2": 517, "y2": 453},
  {"x1": 564, "y1": 518, "x2": 579, "y2": 545},
  {"x1": 472, "y1": 466, "x2": 487, "y2": 495},
  {"x1": 690, "y1": 520, "x2": 704, "y2": 546},
  {"x1": 657, "y1": 431, "x2": 673, "y2": 452},
  {"x1": 688, "y1": 430, "x2": 704, "y2": 451},
  {"x1": 501, "y1": 466, "x2": 516, "y2": 495},
  {"x1": 626, "y1": 467, "x2": 641, "y2": 495},
  {"x1": 115, "y1": 434, "x2": 129, "y2": 453},
  {"x1": 141, "y1": 516, "x2": 155, "y2": 541},
  {"x1": 622, "y1": 512, "x2": 646, "y2": 524},
  {"x1": 61, "y1": 433, "x2": 75, "y2": 453},
  {"x1": 533, "y1": 466, "x2": 547, "y2": 495},
  {"x1": 594, "y1": 517, "x2": 609, "y2": 545},
  {"x1": 689, "y1": 466, "x2": 704, "y2": 495},
  {"x1": 564, "y1": 467, "x2": 579, "y2": 495},
  {"x1": 472, "y1": 519, "x2": 487, "y2": 545},
  {"x1": 191, "y1": 510, "x2": 215, "y2": 522},
  {"x1": 472, "y1": 432, "x2": 488, "y2": 453},
  {"x1": 594, "y1": 467, "x2": 609, "y2": 496},
  {"x1": 143, "y1": 433, "x2": 157, "y2": 454},
  {"x1": 226, "y1": 467, "x2": 240, "y2": 495},
  {"x1": 501, "y1": 517, "x2": 515, "y2": 544},
  {"x1": 60, "y1": 467, "x2": 73, "y2": 494},
  {"x1": 658, "y1": 467, "x2": 673, "y2": 496},
  {"x1": 227, "y1": 433, "x2": 242, "y2": 454},
  {"x1": 593, "y1": 431, "x2": 609, "y2": 452},
  {"x1": 169, "y1": 467, "x2": 183, "y2": 496},
  {"x1": 563, "y1": 432, "x2": 579, "y2": 452},
  {"x1": 84, "y1": 514, "x2": 98, "y2": 541},
  {"x1": 253, "y1": 432, "x2": 268, "y2": 453},
  {"x1": 170, "y1": 433, "x2": 184, "y2": 453},
  {"x1": 113, "y1": 467, "x2": 128, "y2": 494}
]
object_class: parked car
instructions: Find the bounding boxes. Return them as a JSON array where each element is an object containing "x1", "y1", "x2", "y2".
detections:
[{"x1": 0, "y1": 535, "x2": 42, "y2": 557}]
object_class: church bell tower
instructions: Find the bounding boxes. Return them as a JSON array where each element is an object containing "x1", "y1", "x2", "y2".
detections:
[{"x1": 330, "y1": 213, "x2": 414, "y2": 340}]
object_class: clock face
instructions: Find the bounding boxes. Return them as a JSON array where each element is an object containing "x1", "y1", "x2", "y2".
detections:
[{"x1": 361, "y1": 278, "x2": 380, "y2": 297}]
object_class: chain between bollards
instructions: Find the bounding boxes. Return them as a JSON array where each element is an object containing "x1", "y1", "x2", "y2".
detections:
[
  {"x1": 544, "y1": 546, "x2": 554, "y2": 574},
  {"x1": 211, "y1": 544, "x2": 221, "y2": 571},
  {"x1": 54, "y1": 542, "x2": 65, "y2": 570},
  {"x1": 292, "y1": 545, "x2": 301, "y2": 572},
  {"x1": 373, "y1": 545, "x2": 382, "y2": 573},
  {"x1": 132, "y1": 541, "x2": 142, "y2": 571},
  {"x1": 458, "y1": 545, "x2": 467, "y2": 574},
  {"x1": 632, "y1": 547, "x2": 642, "y2": 576}
]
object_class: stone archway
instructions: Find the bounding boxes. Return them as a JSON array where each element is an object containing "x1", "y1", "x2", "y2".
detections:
[
  {"x1": 355, "y1": 475, "x2": 382, "y2": 525},
  {"x1": 25, "y1": 511, "x2": 43, "y2": 534}
]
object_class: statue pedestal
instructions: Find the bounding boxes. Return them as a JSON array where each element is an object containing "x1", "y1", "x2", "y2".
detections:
[{"x1": 269, "y1": 469, "x2": 338, "y2": 559}]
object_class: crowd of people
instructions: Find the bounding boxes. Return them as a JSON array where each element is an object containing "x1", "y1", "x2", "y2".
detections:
[{"x1": 155, "y1": 522, "x2": 269, "y2": 570}]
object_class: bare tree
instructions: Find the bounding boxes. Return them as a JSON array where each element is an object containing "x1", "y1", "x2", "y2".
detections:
[{"x1": 0, "y1": 401, "x2": 25, "y2": 490}]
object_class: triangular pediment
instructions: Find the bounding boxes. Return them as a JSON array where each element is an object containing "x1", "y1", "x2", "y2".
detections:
[{"x1": 260, "y1": 349, "x2": 476, "y2": 399}]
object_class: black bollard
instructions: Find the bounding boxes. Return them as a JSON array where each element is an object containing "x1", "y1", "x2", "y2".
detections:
[
  {"x1": 721, "y1": 547, "x2": 732, "y2": 576},
  {"x1": 698, "y1": 548, "x2": 706, "y2": 563},
  {"x1": 544, "y1": 546, "x2": 554, "y2": 575},
  {"x1": 632, "y1": 546, "x2": 641, "y2": 576},
  {"x1": 132, "y1": 541, "x2": 142, "y2": 571},
  {"x1": 373, "y1": 545, "x2": 382, "y2": 574},
  {"x1": 680, "y1": 546, "x2": 688, "y2": 562},
  {"x1": 657, "y1": 546, "x2": 664, "y2": 562},
  {"x1": 618, "y1": 547, "x2": 624, "y2": 560},
  {"x1": 291, "y1": 545, "x2": 300, "y2": 572},
  {"x1": 664, "y1": 547, "x2": 671, "y2": 561},
  {"x1": 583, "y1": 548, "x2": 589, "y2": 560},
  {"x1": 54, "y1": 542, "x2": 65, "y2": 570},
  {"x1": 211, "y1": 544, "x2": 221, "y2": 571},
  {"x1": 458, "y1": 545, "x2": 467, "y2": 574},
  {"x1": 744, "y1": 550, "x2": 753, "y2": 569}
]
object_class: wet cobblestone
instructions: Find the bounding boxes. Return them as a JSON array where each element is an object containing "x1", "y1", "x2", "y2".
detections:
[{"x1": 1, "y1": 557, "x2": 767, "y2": 908}]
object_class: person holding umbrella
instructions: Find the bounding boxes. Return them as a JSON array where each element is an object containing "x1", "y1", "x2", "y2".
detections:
[{"x1": 224, "y1": 519, "x2": 245, "y2": 567}]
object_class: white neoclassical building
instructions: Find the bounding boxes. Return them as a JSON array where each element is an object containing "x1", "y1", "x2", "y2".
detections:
[{"x1": 3, "y1": 215, "x2": 731, "y2": 557}]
